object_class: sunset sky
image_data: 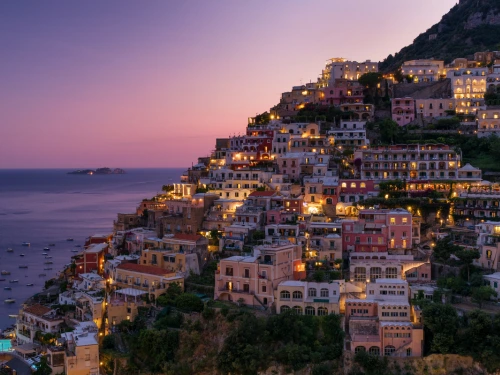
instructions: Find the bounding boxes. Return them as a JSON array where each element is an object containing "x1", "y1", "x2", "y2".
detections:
[{"x1": 0, "y1": 0, "x2": 458, "y2": 168}]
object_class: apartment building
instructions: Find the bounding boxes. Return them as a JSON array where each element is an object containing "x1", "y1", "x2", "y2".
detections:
[
  {"x1": 401, "y1": 59, "x2": 445, "y2": 82},
  {"x1": 356, "y1": 144, "x2": 463, "y2": 182},
  {"x1": 112, "y1": 263, "x2": 184, "y2": 301},
  {"x1": 16, "y1": 304, "x2": 64, "y2": 344},
  {"x1": 446, "y1": 68, "x2": 487, "y2": 99},
  {"x1": 415, "y1": 99, "x2": 456, "y2": 118},
  {"x1": 215, "y1": 242, "x2": 305, "y2": 309},
  {"x1": 322, "y1": 58, "x2": 378, "y2": 82},
  {"x1": 477, "y1": 108, "x2": 500, "y2": 138},
  {"x1": 392, "y1": 98, "x2": 416, "y2": 126},
  {"x1": 276, "y1": 281, "x2": 341, "y2": 315},
  {"x1": 60, "y1": 321, "x2": 99, "y2": 375},
  {"x1": 345, "y1": 279, "x2": 423, "y2": 357},
  {"x1": 342, "y1": 209, "x2": 413, "y2": 253},
  {"x1": 73, "y1": 243, "x2": 109, "y2": 277},
  {"x1": 474, "y1": 221, "x2": 500, "y2": 270},
  {"x1": 340, "y1": 103, "x2": 374, "y2": 121},
  {"x1": 329, "y1": 120, "x2": 369, "y2": 147},
  {"x1": 322, "y1": 79, "x2": 364, "y2": 105},
  {"x1": 75, "y1": 292, "x2": 105, "y2": 329}
]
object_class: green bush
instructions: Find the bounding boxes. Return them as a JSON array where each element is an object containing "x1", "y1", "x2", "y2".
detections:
[{"x1": 174, "y1": 293, "x2": 204, "y2": 312}]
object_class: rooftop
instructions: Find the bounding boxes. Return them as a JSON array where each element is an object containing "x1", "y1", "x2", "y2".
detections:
[
  {"x1": 248, "y1": 191, "x2": 277, "y2": 197},
  {"x1": 23, "y1": 304, "x2": 52, "y2": 317},
  {"x1": 117, "y1": 263, "x2": 174, "y2": 276}
]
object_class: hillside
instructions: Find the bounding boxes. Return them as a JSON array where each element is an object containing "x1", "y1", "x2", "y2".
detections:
[{"x1": 380, "y1": 0, "x2": 500, "y2": 72}]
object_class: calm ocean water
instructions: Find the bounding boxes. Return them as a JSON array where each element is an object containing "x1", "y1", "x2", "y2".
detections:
[{"x1": 0, "y1": 168, "x2": 183, "y2": 330}]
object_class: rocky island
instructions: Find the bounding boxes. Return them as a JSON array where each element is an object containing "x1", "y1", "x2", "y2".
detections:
[{"x1": 67, "y1": 167, "x2": 126, "y2": 175}]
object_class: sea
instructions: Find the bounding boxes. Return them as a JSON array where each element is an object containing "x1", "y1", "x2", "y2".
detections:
[{"x1": 0, "y1": 168, "x2": 184, "y2": 331}]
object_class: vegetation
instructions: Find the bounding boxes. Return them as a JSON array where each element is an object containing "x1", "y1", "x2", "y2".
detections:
[{"x1": 380, "y1": 0, "x2": 500, "y2": 72}]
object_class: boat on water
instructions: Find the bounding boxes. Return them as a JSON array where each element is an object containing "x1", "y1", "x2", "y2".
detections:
[
  {"x1": 19, "y1": 254, "x2": 25, "y2": 257},
  {"x1": 67, "y1": 238, "x2": 74, "y2": 242},
  {"x1": 8, "y1": 314, "x2": 17, "y2": 318},
  {"x1": 6, "y1": 248, "x2": 13, "y2": 252},
  {"x1": 9, "y1": 280, "x2": 18, "y2": 283},
  {"x1": 4, "y1": 298, "x2": 15, "y2": 304},
  {"x1": 75, "y1": 245, "x2": 81, "y2": 247},
  {"x1": 4, "y1": 287, "x2": 11, "y2": 290},
  {"x1": 42, "y1": 252, "x2": 48, "y2": 255},
  {"x1": 71, "y1": 249, "x2": 79, "y2": 253},
  {"x1": 44, "y1": 268, "x2": 52, "y2": 270},
  {"x1": 45, "y1": 256, "x2": 52, "y2": 259},
  {"x1": 39, "y1": 273, "x2": 46, "y2": 277},
  {"x1": 26, "y1": 284, "x2": 34, "y2": 287},
  {"x1": 21, "y1": 242, "x2": 30, "y2": 247},
  {"x1": 1, "y1": 271, "x2": 11, "y2": 275},
  {"x1": 44, "y1": 261, "x2": 53, "y2": 265},
  {"x1": 19, "y1": 265, "x2": 28, "y2": 269},
  {"x1": 43, "y1": 247, "x2": 50, "y2": 251}
]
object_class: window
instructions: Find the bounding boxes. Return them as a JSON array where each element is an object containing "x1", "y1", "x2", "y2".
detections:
[
  {"x1": 402, "y1": 218, "x2": 408, "y2": 224},
  {"x1": 292, "y1": 306, "x2": 303, "y2": 315},
  {"x1": 390, "y1": 217, "x2": 396, "y2": 224},
  {"x1": 308, "y1": 288, "x2": 317, "y2": 297},
  {"x1": 262, "y1": 285, "x2": 267, "y2": 293},
  {"x1": 317, "y1": 307, "x2": 328, "y2": 316},
  {"x1": 386, "y1": 267, "x2": 398, "y2": 279},
  {"x1": 406, "y1": 348, "x2": 412, "y2": 357},
  {"x1": 384, "y1": 346, "x2": 396, "y2": 356},
  {"x1": 369, "y1": 346, "x2": 380, "y2": 356},
  {"x1": 355, "y1": 346, "x2": 366, "y2": 354},
  {"x1": 292, "y1": 291, "x2": 303, "y2": 300},
  {"x1": 305, "y1": 306, "x2": 315, "y2": 316},
  {"x1": 280, "y1": 305, "x2": 290, "y2": 313},
  {"x1": 354, "y1": 267, "x2": 366, "y2": 282},
  {"x1": 370, "y1": 267, "x2": 382, "y2": 282},
  {"x1": 320, "y1": 288, "x2": 329, "y2": 297}
]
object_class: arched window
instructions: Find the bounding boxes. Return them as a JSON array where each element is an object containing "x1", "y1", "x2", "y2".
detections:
[
  {"x1": 360, "y1": 182, "x2": 366, "y2": 188},
  {"x1": 341, "y1": 183, "x2": 347, "y2": 188},
  {"x1": 292, "y1": 291, "x2": 303, "y2": 300},
  {"x1": 292, "y1": 306, "x2": 303, "y2": 315},
  {"x1": 280, "y1": 290, "x2": 290, "y2": 300},
  {"x1": 326, "y1": 198, "x2": 333, "y2": 205},
  {"x1": 351, "y1": 182, "x2": 357, "y2": 188},
  {"x1": 386, "y1": 267, "x2": 398, "y2": 279},
  {"x1": 355, "y1": 346, "x2": 366, "y2": 354},
  {"x1": 280, "y1": 305, "x2": 290, "y2": 313},
  {"x1": 305, "y1": 306, "x2": 315, "y2": 316},
  {"x1": 384, "y1": 345, "x2": 396, "y2": 356},
  {"x1": 369, "y1": 346, "x2": 380, "y2": 356},
  {"x1": 320, "y1": 288, "x2": 329, "y2": 297},
  {"x1": 317, "y1": 307, "x2": 328, "y2": 316},
  {"x1": 354, "y1": 267, "x2": 366, "y2": 282},
  {"x1": 308, "y1": 288, "x2": 317, "y2": 297}
]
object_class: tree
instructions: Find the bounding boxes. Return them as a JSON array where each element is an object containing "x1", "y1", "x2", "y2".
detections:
[
  {"x1": 422, "y1": 303, "x2": 459, "y2": 354},
  {"x1": 378, "y1": 118, "x2": 400, "y2": 144},
  {"x1": 174, "y1": 293, "x2": 204, "y2": 312},
  {"x1": 157, "y1": 282, "x2": 183, "y2": 306},
  {"x1": 472, "y1": 286, "x2": 497, "y2": 308},
  {"x1": 358, "y1": 72, "x2": 383, "y2": 89},
  {"x1": 102, "y1": 334, "x2": 116, "y2": 350},
  {"x1": 34, "y1": 356, "x2": 52, "y2": 375},
  {"x1": 433, "y1": 238, "x2": 462, "y2": 263},
  {"x1": 455, "y1": 248, "x2": 480, "y2": 281}
]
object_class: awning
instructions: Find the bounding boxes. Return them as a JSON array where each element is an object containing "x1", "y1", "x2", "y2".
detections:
[{"x1": 12, "y1": 343, "x2": 38, "y2": 354}]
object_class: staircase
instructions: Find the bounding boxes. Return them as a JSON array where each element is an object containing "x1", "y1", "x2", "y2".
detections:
[{"x1": 253, "y1": 294, "x2": 268, "y2": 310}]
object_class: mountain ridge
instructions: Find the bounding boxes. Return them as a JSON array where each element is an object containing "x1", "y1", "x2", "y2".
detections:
[{"x1": 380, "y1": 0, "x2": 500, "y2": 72}]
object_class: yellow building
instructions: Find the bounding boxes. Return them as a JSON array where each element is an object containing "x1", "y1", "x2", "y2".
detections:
[{"x1": 61, "y1": 321, "x2": 99, "y2": 375}]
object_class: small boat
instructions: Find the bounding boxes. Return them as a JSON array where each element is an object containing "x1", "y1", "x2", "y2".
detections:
[
  {"x1": 39, "y1": 273, "x2": 46, "y2": 277},
  {"x1": 44, "y1": 261, "x2": 53, "y2": 265},
  {"x1": 45, "y1": 256, "x2": 52, "y2": 259},
  {"x1": 1, "y1": 271, "x2": 11, "y2": 275},
  {"x1": 44, "y1": 268, "x2": 52, "y2": 270},
  {"x1": 4, "y1": 287, "x2": 11, "y2": 290},
  {"x1": 6, "y1": 248, "x2": 13, "y2": 253},
  {"x1": 66, "y1": 238, "x2": 74, "y2": 242},
  {"x1": 9, "y1": 280, "x2": 18, "y2": 283},
  {"x1": 26, "y1": 284, "x2": 34, "y2": 287},
  {"x1": 8, "y1": 314, "x2": 17, "y2": 318},
  {"x1": 42, "y1": 252, "x2": 48, "y2": 255},
  {"x1": 19, "y1": 265, "x2": 28, "y2": 269},
  {"x1": 22, "y1": 242, "x2": 30, "y2": 247},
  {"x1": 4, "y1": 298, "x2": 15, "y2": 304},
  {"x1": 71, "y1": 249, "x2": 79, "y2": 253},
  {"x1": 19, "y1": 254, "x2": 25, "y2": 257},
  {"x1": 75, "y1": 245, "x2": 81, "y2": 247},
  {"x1": 43, "y1": 247, "x2": 50, "y2": 251}
]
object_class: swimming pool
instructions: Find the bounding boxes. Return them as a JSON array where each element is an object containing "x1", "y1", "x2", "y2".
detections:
[{"x1": 0, "y1": 339, "x2": 12, "y2": 352}]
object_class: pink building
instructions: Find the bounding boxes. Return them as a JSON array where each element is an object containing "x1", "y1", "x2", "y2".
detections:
[
  {"x1": 338, "y1": 179, "x2": 377, "y2": 204},
  {"x1": 342, "y1": 209, "x2": 413, "y2": 253},
  {"x1": 392, "y1": 98, "x2": 416, "y2": 126},
  {"x1": 323, "y1": 79, "x2": 364, "y2": 105},
  {"x1": 345, "y1": 279, "x2": 423, "y2": 357},
  {"x1": 215, "y1": 242, "x2": 305, "y2": 309}
]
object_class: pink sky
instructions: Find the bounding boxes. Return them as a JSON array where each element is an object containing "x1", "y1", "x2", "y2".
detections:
[{"x1": 0, "y1": 0, "x2": 458, "y2": 168}]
